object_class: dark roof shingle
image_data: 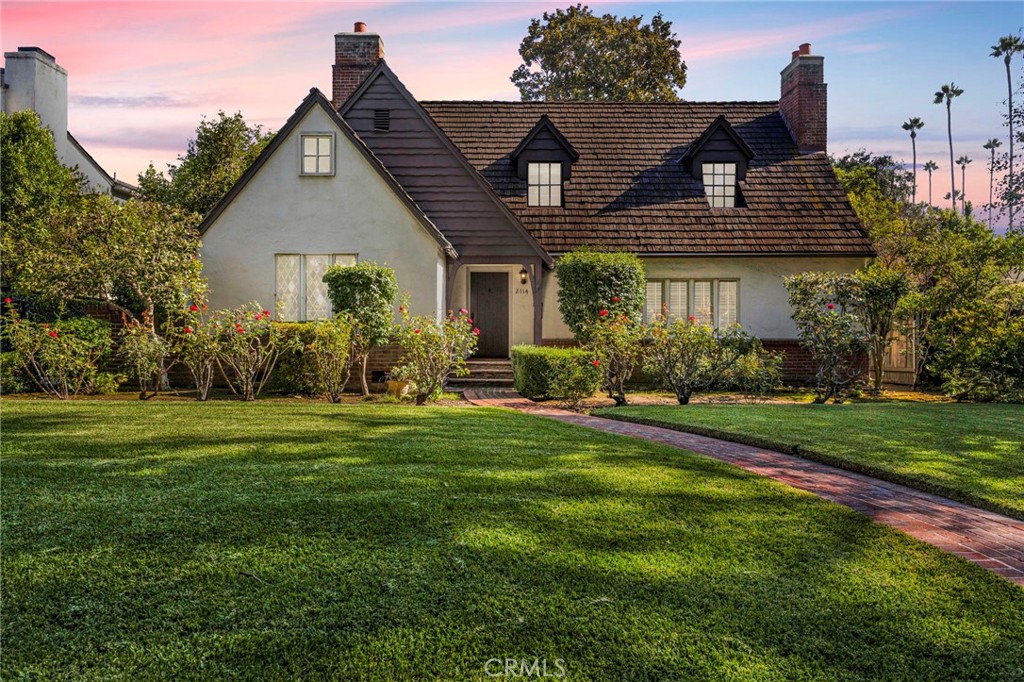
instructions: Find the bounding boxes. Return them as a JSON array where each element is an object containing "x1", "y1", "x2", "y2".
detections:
[{"x1": 419, "y1": 100, "x2": 873, "y2": 256}]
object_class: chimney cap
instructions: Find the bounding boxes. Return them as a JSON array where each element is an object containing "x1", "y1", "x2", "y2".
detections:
[
  {"x1": 354, "y1": 21, "x2": 367, "y2": 32},
  {"x1": 17, "y1": 46, "x2": 56, "y2": 61},
  {"x1": 799, "y1": 43, "x2": 812, "y2": 55}
]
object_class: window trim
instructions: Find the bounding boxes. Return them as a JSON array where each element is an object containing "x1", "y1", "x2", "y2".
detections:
[
  {"x1": 274, "y1": 253, "x2": 357, "y2": 321},
  {"x1": 644, "y1": 277, "x2": 740, "y2": 328},
  {"x1": 526, "y1": 161, "x2": 563, "y2": 207},
  {"x1": 299, "y1": 132, "x2": 336, "y2": 177}
]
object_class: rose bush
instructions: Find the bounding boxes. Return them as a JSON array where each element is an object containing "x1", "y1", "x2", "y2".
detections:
[
  {"x1": 175, "y1": 302, "x2": 221, "y2": 401},
  {"x1": 585, "y1": 305, "x2": 646, "y2": 406},
  {"x1": 393, "y1": 302, "x2": 477, "y2": 405},
  {"x1": 213, "y1": 303, "x2": 279, "y2": 401}
]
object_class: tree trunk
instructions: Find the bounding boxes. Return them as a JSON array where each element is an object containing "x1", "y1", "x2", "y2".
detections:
[
  {"x1": 359, "y1": 353, "x2": 369, "y2": 396},
  {"x1": 676, "y1": 392, "x2": 690, "y2": 405},
  {"x1": 613, "y1": 393, "x2": 627, "y2": 407},
  {"x1": 911, "y1": 136, "x2": 917, "y2": 204},
  {"x1": 928, "y1": 172, "x2": 933, "y2": 206},
  {"x1": 1008, "y1": 57, "x2": 1016, "y2": 231},
  {"x1": 947, "y1": 101, "x2": 956, "y2": 213}
]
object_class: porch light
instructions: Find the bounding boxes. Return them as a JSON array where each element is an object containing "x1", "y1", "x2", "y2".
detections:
[{"x1": 519, "y1": 267, "x2": 529, "y2": 285}]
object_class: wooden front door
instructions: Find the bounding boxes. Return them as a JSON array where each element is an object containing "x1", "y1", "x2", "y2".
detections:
[{"x1": 470, "y1": 271, "x2": 510, "y2": 357}]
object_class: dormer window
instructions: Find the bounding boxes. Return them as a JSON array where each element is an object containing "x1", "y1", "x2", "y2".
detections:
[
  {"x1": 528, "y1": 162, "x2": 562, "y2": 207},
  {"x1": 702, "y1": 162, "x2": 737, "y2": 208}
]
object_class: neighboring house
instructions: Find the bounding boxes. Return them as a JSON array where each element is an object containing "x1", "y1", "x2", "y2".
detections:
[
  {"x1": 1, "y1": 47, "x2": 134, "y2": 199},
  {"x1": 200, "y1": 26, "x2": 872, "y2": 377}
]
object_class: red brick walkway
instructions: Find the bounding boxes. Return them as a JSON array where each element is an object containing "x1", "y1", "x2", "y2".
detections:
[{"x1": 464, "y1": 387, "x2": 1024, "y2": 586}]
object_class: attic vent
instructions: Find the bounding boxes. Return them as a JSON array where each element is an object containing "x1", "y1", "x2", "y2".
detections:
[{"x1": 373, "y1": 109, "x2": 390, "y2": 132}]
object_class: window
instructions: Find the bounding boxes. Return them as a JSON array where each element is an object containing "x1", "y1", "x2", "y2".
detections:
[
  {"x1": 701, "y1": 162, "x2": 737, "y2": 208},
  {"x1": 527, "y1": 162, "x2": 562, "y2": 207},
  {"x1": 275, "y1": 254, "x2": 356, "y2": 321},
  {"x1": 300, "y1": 134, "x2": 334, "y2": 175},
  {"x1": 644, "y1": 279, "x2": 740, "y2": 327},
  {"x1": 373, "y1": 109, "x2": 390, "y2": 132}
]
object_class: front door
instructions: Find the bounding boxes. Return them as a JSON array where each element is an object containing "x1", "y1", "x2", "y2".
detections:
[{"x1": 470, "y1": 271, "x2": 510, "y2": 357}]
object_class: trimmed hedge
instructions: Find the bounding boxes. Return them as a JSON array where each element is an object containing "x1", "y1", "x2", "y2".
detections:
[
  {"x1": 271, "y1": 322, "x2": 321, "y2": 395},
  {"x1": 555, "y1": 249, "x2": 645, "y2": 342},
  {"x1": 511, "y1": 345, "x2": 601, "y2": 401}
]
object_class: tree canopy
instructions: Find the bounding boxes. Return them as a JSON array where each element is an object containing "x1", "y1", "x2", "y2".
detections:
[
  {"x1": 510, "y1": 4, "x2": 687, "y2": 102},
  {"x1": 136, "y1": 111, "x2": 272, "y2": 217}
]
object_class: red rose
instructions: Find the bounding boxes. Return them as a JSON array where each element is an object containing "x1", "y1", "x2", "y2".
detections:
[
  {"x1": 254, "y1": 314, "x2": 263, "y2": 321},
  {"x1": 236, "y1": 327, "x2": 245, "y2": 333},
  {"x1": 413, "y1": 329, "x2": 421, "y2": 334},
  {"x1": 592, "y1": 359, "x2": 600, "y2": 366},
  {"x1": 612, "y1": 296, "x2": 620, "y2": 302},
  {"x1": 599, "y1": 309, "x2": 609, "y2": 317},
  {"x1": 49, "y1": 330, "x2": 58, "y2": 338},
  {"x1": 688, "y1": 316, "x2": 695, "y2": 322},
  {"x1": 3, "y1": 297, "x2": 11, "y2": 304},
  {"x1": 827, "y1": 303, "x2": 835, "y2": 310},
  {"x1": 189, "y1": 304, "x2": 199, "y2": 312},
  {"x1": 473, "y1": 327, "x2": 480, "y2": 335},
  {"x1": 184, "y1": 326, "x2": 193, "y2": 334},
  {"x1": 262, "y1": 310, "x2": 270, "y2": 317},
  {"x1": 467, "y1": 318, "x2": 473, "y2": 324}
]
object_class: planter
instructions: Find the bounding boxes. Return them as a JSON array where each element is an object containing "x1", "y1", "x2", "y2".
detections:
[{"x1": 387, "y1": 379, "x2": 413, "y2": 398}]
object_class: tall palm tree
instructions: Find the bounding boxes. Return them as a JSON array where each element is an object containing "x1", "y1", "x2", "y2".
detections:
[
  {"x1": 923, "y1": 160, "x2": 939, "y2": 206},
  {"x1": 991, "y1": 34, "x2": 1023, "y2": 229},
  {"x1": 956, "y1": 155, "x2": 972, "y2": 215},
  {"x1": 902, "y1": 117, "x2": 925, "y2": 203},
  {"x1": 983, "y1": 138, "x2": 1003, "y2": 227},
  {"x1": 934, "y1": 83, "x2": 964, "y2": 212}
]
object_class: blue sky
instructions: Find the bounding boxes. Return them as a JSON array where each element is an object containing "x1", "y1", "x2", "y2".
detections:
[{"x1": 3, "y1": 1, "x2": 1021, "y2": 220}]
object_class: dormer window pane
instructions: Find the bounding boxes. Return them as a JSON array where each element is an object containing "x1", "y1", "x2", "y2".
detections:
[
  {"x1": 702, "y1": 162, "x2": 737, "y2": 208},
  {"x1": 527, "y1": 162, "x2": 562, "y2": 207},
  {"x1": 301, "y1": 134, "x2": 334, "y2": 176}
]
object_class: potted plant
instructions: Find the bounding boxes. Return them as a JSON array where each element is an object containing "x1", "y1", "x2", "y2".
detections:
[{"x1": 387, "y1": 364, "x2": 415, "y2": 398}]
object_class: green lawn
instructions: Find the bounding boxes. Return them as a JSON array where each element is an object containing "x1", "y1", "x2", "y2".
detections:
[
  {"x1": 595, "y1": 402, "x2": 1024, "y2": 520},
  {"x1": 3, "y1": 401, "x2": 1023, "y2": 680}
]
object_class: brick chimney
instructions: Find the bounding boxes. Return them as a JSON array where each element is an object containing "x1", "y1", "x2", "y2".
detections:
[
  {"x1": 332, "y1": 22, "x2": 384, "y2": 110},
  {"x1": 779, "y1": 43, "x2": 827, "y2": 153}
]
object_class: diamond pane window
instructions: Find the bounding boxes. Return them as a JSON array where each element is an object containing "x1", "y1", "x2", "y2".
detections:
[
  {"x1": 275, "y1": 255, "x2": 302, "y2": 322},
  {"x1": 527, "y1": 162, "x2": 562, "y2": 207},
  {"x1": 301, "y1": 134, "x2": 333, "y2": 176},
  {"x1": 275, "y1": 254, "x2": 356, "y2": 321},
  {"x1": 304, "y1": 255, "x2": 332, "y2": 320},
  {"x1": 701, "y1": 162, "x2": 737, "y2": 208}
]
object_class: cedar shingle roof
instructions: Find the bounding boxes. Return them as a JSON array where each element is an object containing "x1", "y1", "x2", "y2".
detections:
[{"x1": 419, "y1": 101, "x2": 873, "y2": 256}]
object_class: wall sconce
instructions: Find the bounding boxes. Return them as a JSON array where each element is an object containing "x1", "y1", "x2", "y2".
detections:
[{"x1": 519, "y1": 267, "x2": 529, "y2": 285}]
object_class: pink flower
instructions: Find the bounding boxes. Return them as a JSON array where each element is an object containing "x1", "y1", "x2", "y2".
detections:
[
  {"x1": 599, "y1": 309, "x2": 609, "y2": 317},
  {"x1": 473, "y1": 327, "x2": 480, "y2": 336},
  {"x1": 592, "y1": 359, "x2": 600, "y2": 367},
  {"x1": 612, "y1": 296, "x2": 620, "y2": 303},
  {"x1": 184, "y1": 326, "x2": 193, "y2": 334},
  {"x1": 467, "y1": 318, "x2": 473, "y2": 324},
  {"x1": 49, "y1": 330, "x2": 58, "y2": 338},
  {"x1": 189, "y1": 304, "x2": 199, "y2": 312},
  {"x1": 827, "y1": 303, "x2": 835, "y2": 310},
  {"x1": 459, "y1": 308, "x2": 468, "y2": 314}
]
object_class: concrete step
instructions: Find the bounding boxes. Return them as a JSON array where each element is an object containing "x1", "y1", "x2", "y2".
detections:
[{"x1": 448, "y1": 376, "x2": 515, "y2": 387}]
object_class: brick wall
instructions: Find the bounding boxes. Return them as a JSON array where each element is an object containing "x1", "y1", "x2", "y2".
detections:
[
  {"x1": 779, "y1": 44, "x2": 827, "y2": 153},
  {"x1": 332, "y1": 31, "x2": 384, "y2": 109}
]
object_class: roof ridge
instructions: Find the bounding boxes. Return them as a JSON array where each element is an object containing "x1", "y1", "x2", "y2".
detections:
[{"x1": 419, "y1": 99, "x2": 780, "y2": 106}]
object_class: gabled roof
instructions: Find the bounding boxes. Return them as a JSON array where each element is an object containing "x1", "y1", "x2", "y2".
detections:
[
  {"x1": 510, "y1": 115, "x2": 579, "y2": 162},
  {"x1": 420, "y1": 100, "x2": 873, "y2": 256},
  {"x1": 679, "y1": 114, "x2": 756, "y2": 163},
  {"x1": 67, "y1": 132, "x2": 136, "y2": 200},
  {"x1": 199, "y1": 88, "x2": 457, "y2": 258},
  {"x1": 341, "y1": 62, "x2": 553, "y2": 267}
]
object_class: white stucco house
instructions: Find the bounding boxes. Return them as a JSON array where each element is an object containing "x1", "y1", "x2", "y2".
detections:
[
  {"x1": 2, "y1": 46, "x2": 134, "y2": 199},
  {"x1": 199, "y1": 27, "x2": 872, "y2": 380}
]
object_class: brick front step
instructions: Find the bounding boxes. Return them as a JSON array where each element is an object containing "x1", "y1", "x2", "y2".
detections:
[
  {"x1": 451, "y1": 359, "x2": 514, "y2": 387},
  {"x1": 448, "y1": 376, "x2": 515, "y2": 387}
]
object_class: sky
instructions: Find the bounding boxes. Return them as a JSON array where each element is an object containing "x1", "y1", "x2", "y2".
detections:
[{"x1": 2, "y1": 1, "x2": 1021, "y2": 226}]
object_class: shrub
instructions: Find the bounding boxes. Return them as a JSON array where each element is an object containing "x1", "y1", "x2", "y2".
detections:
[
  {"x1": 118, "y1": 313, "x2": 169, "y2": 400},
  {"x1": 785, "y1": 272, "x2": 868, "y2": 403},
  {"x1": 176, "y1": 303, "x2": 221, "y2": 401},
  {"x1": 324, "y1": 261, "x2": 398, "y2": 395},
  {"x1": 1, "y1": 351, "x2": 28, "y2": 393},
  {"x1": 644, "y1": 318, "x2": 756, "y2": 405},
  {"x1": 213, "y1": 303, "x2": 278, "y2": 401},
  {"x1": 272, "y1": 322, "x2": 321, "y2": 396},
  {"x1": 88, "y1": 371, "x2": 126, "y2": 395},
  {"x1": 852, "y1": 263, "x2": 910, "y2": 392},
  {"x1": 511, "y1": 345, "x2": 602, "y2": 409},
  {"x1": 3, "y1": 310, "x2": 112, "y2": 399},
  {"x1": 556, "y1": 249, "x2": 645, "y2": 343},
  {"x1": 586, "y1": 311, "x2": 646, "y2": 406},
  {"x1": 393, "y1": 304, "x2": 478, "y2": 405},
  {"x1": 302, "y1": 316, "x2": 355, "y2": 403},
  {"x1": 727, "y1": 340, "x2": 784, "y2": 403}
]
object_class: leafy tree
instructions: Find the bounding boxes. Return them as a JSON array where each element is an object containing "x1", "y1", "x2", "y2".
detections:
[
  {"x1": 934, "y1": 83, "x2": 964, "y2": 212},
  {"x1": 555, "y1": 249, "x2": 645, "y2": 343},
  {"x1": 0, "y1": 111, "x2": 85, "y2": 286},
  {"x1": 991, "y1": 33, "x2": 1023, "y2": 230},
  {"x1": 852, "y1": 263, "x2": 911, "y2": 392},
  {"x1": 983, "y1": 138, "x2": 1002, "y2": 227},
  {"x1": 511, "y1": 4, "x2": 687, "y2": 101},
  {"x1": 956, "y1": 155, "x2": 972, "y2": 215},
  {"x1": 923, "y1": 160, "x2": 939, "y2": 206},
  {"x1": 323, "y1": 261, "x2": 398, "y2": 395},
  {"x1": 832, "y1": 150, "x2": 913, "y2": 205},
  {"x1": 901, "y1": 117, "x2": 924, "y2": 203},
  {"x1": 137, "y1": 111, "x2": 272, "y2": 217}
]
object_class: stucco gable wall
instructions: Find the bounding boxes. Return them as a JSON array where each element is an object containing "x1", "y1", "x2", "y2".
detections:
[{"x1": 200, "y1": 104, "x2": 445, "y2": 319}]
